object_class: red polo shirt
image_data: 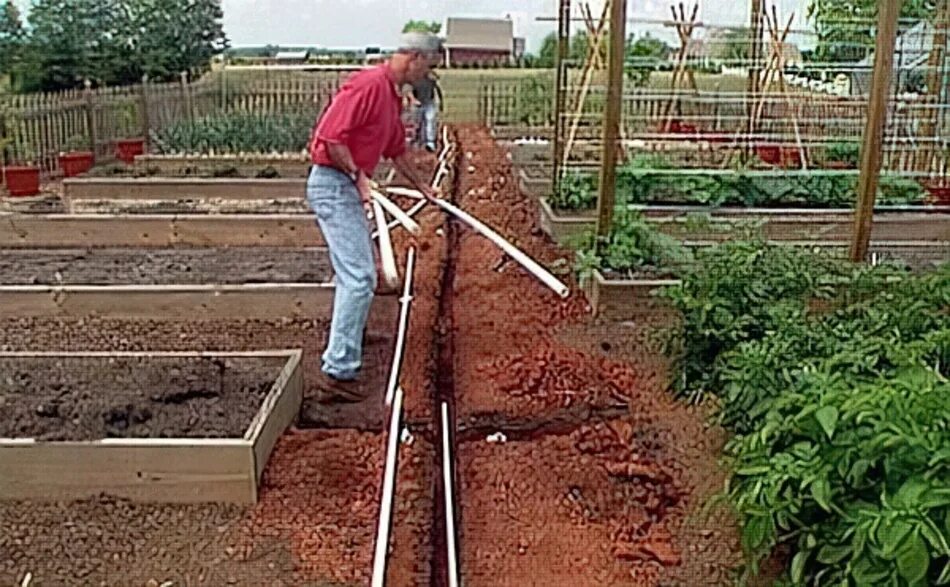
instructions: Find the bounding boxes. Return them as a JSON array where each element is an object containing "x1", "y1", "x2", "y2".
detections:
[{"x1": 310, "y1": 65, "x2": 406, "y2": 176}]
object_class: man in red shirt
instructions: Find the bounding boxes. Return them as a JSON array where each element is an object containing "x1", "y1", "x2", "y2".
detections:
[{"x1": 307, "y1": 32, "x2": 440, "y2": 404}]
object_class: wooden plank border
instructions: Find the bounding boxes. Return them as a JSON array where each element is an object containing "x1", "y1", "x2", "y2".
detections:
[
  {"x1": 0, "y1": 350, "x2": 303, "y2": 504},
  {"x1": 538, "y1": 197, "x2": 950, "y2": 243},
  {"x1": 64, "y1": 178, "x2": 305, "y2": 203},
  {"x1": 0, "y1": 283, "x2": 400, "y2": 327},
  {"x1": 0, "y1": 214, "x2": 323, "y2": 248}
]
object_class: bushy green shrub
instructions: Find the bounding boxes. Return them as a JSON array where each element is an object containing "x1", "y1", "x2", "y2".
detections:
[
  {"x1": 663, "y1": 243, "x2": 950, "y2": 585},
  {"x1": 151, "y1": 111, "x2": 315, "y2": 154}
]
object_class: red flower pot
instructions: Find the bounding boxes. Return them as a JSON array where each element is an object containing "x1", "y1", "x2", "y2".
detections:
[
  {"x1": 665, "y1": 120, "x2": 682, "y2": 133},
  {"x1": 679, "y1": 123, "x2": 698, "y2": 134},
  {"x1": 4, "y1": 166, "x2": 41, "y2": 197},
  {"x1": 756, "y1": 144, "x2": 781, "y2": 165},
  {"x1": 115, "y1": 138, "x2": 145, "y2": 164},
  {"x1": 924, "y1": 181, "x2": 950, "y2": 204},
  {"x1": 781, "y1": 147, "x2": 803, "y2": 168},
  {"x1": 60, "y1": 151, "x2": 95, "y2": 177}
]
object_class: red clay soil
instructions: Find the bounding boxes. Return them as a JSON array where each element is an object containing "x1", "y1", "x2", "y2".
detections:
[
  {"x1": 0, "y1": 429, "x2": 386, "y2": 586},
  {"x1": 448, "y1": 126, "x2": 742, "y2": 585}
]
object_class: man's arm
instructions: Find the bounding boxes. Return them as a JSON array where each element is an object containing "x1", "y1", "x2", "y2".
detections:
[
  {"x1": 327, "y1": 143, "x2": 371, "y2": 203},
  {"x1": 392, "y1": 153, "x2": 438, "y2": 200}
]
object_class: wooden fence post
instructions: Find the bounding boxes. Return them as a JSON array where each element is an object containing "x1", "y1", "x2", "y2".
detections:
[
  {"x1": 596, "y1": 0, "x2": 627, "y2": 238},
  {"x1": 181, "y1": 71, "x2": 193, "y2": 123},
  {"x1": 140, "y1": 75, "x2": 151, "y2": 146},
  {"x1": 851, "y1": 0, "x2": 903, "y2": 262},
  {"x1": 83, "y1": 80, "x2": 98, "y2": 159}
]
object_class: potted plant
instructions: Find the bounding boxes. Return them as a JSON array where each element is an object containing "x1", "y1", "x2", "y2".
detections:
[
  {"x1": 4, "y1": 142, "x2": 41, "y2": 198},
  {"x1": 756, "y1": 143, "x2": 782, "y2": 165},
  {"x1": 115, "y1": 103, "x2": 145, "y2": 164},
  {"x1": 824, "y1": 142, "x2": 859, "y2": 169},
  {"x1": 59, "y1": 134, "x2": 95, "y2": 177}
]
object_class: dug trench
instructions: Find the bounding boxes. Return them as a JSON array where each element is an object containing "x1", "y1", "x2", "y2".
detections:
[{"x1": 404, "y1": 126, "x2": 744, "y2": 585}]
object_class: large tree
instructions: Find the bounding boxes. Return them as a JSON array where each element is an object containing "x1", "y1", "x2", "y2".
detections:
[
  {"x1": 19, "y1": 0, "x2": 228, "y2": 91},
  {"x1": 808, "y1": 0, "x2": 936, "y2": 62},
  {"x1": 0, "y1": 0, "x2": 24, "y2": 76},
  {"x1": 128, "y1": 0, "x2": 229, "y2": 81},
  {"x1": 402, "y1": 20, "x2": 441, "y2": 34},
  {"x1": 626, "y1": 33, "x2": 671, "y2": 86}
]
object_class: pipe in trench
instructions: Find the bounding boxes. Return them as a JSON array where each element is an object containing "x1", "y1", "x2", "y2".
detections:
[{"x1": 385, "y1": 247, "x2": 415, "y2": 407}]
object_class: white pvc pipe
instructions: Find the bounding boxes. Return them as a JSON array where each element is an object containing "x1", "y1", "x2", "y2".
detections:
[
  {"x1": 386, "y1": 186, "x2": 425, "y2": 200},
  {"x1": 372, "y1": 190, "x2": 421, "y2": 235},
  {"x1": 384, "y1": 167, "x2": 396, "y2": 183},
  {"x1": 373, "y1": 200, "x2": 427, "y2": 240},
  {"x1": 441, "y1": 402, "x2": 460, "y2": 587},
  {"x1": 371, "y1": 199, "x2": 400, "y2": 290},
  {"x1": 385, "y1": 248, "x2": 415, "y2": 407},
  {"x1": 432, "y1": 199, "x2": 571, "y2": 298},
  {"x1": 370, "y1": 386, "x2": 404, "y2": 587}
]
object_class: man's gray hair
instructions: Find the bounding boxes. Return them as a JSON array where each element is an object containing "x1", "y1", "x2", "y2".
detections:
[{"x1": 398, "y1": 32, "x2": 442, "y2": 55}]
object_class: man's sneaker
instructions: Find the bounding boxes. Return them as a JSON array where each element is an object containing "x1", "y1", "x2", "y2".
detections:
[
  {"x1": 425, "y1": 143, "x2": 437, "y2": 153},
  {"x1": 315, "y1": 371, "x2": 373, "y2": 404}
]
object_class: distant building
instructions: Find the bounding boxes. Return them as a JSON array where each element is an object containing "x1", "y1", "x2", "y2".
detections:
[
  {"x1": 444, "y1": 17, "x2": 515, "y2": 66},
  {"x1": 273, "y1": 50, "x2": 310, "y2": 64}
]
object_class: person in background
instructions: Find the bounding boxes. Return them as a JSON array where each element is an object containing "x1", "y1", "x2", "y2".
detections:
[
  {"x1": 411, "y1": 68, "x2": 443, "y2": 152},
  {"x1": 306, "y1": 32, "x2": 440, "y2": 404}
]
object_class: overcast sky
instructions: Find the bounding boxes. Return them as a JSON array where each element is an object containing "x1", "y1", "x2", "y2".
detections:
[
  {"x1": 220, "y1": 0, "x2": 815, "y2": 52},
  {"x1": 8, "y1": 0, "x2": 814, "y2": 52}
]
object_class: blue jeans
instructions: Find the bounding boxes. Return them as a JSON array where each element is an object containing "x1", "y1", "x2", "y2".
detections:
[
  {"x1": 417, "y1": 102, "x2": 438, "y2": 148},
  {"x1": 306, "y1": 165, "x2": 377, "y2": 380}
]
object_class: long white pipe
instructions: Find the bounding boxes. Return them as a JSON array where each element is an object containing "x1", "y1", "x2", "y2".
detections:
[
  {"x1": 385, "y1": 248, "x2": 415, "y2": 407},
  {"x1": 371, "y1": 199, "x2": 400, "y2": 290},
  {"x1": 370, "y1": 386, "x2": 404, "y2": 587},
  {"x1": 432, "y1": 199, "x2": 571, "y2": 298},
  {"x1": 372, "y1": 200, "x2": 427, "y2": 240},
  {"x1": 371, "y1": 190, "x2": 421, "y2": 235},
  {"x1": 386, "y1": 186, "x2": 425, "y2": 200},
  {"x1": 441, "y1": 402, "x2": 460, "y2": 587}
]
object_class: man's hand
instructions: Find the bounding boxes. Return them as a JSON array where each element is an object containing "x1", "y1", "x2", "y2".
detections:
[{"x1": 356, "y1": 172, "x2": 372, "y2": 208}]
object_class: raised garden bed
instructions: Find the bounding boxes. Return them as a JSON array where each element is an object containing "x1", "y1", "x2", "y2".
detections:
[
  {"x1": 64, "y1": 177, "x2": 305, "y2": 203},
  {"x1": 539, "y1": 197, "x2": 950, "y2": 243},
  {"x1": 0, "y1": 247, "x2": 331, "y2": 285},
  {"x1": 0, "y1": 214, "x2": 323, "y2": 248},
  {"x1": 133, "y1": 154, "x2": 311, "y2": 178},
  {"x1": 584, "y1": 242, "x2": 950, "y2": 318},
  {"x1": 0, "y1": 350, "x2": 302, "y2": 504}
]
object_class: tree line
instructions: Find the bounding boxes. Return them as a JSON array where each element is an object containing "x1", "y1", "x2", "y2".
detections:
[{"x1": 0, "y1": 0, "x2": 228, "y2": 93}]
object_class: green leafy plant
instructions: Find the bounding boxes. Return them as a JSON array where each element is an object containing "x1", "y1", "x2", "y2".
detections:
[
  {"x1": 661, "y1": 241, "x2": 904, "y2": 403},
  {"x1": 724, "y1": 267, "x2": 950, "y2": 585},
  {"x1": 825, "y1": 141, "x2": 860, "y2": 166},
  {"x1": 572, "y1": 208, "x2": 693, "y2": 280},
  {"x1": 664, "y1": 240, "x2": 949, "y2": 584},
  {"x1": 151, "y1": 111, "x2": 315, "y2": 155},
  {"x1": 62, "y1": 134, "x2": 89, "y2": 152},
  {"x1": 549, "y1": 169, "x2": 596, "y2": 211}
]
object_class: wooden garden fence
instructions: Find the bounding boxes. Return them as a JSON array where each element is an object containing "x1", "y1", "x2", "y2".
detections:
[{"x1": 0, "y1": 70, "x2": 348, "y2": 179}]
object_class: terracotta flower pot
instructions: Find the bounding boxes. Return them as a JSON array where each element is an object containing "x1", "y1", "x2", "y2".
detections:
[
  {"x1": 115, "y1": 138, "x2": 145, "y2": 164},
  {"x1": 756, "y1": 144, "x2": 781, "y2": 165},
  {"x1": 4, "y1": 166, "x2": 41, "y2": 197},
  {"x1": 924, "y1": 180, "x2": 950, "y2": 204},
  {"x1": 60, "y1": 151, "x2": 95, "y2": 177}
]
